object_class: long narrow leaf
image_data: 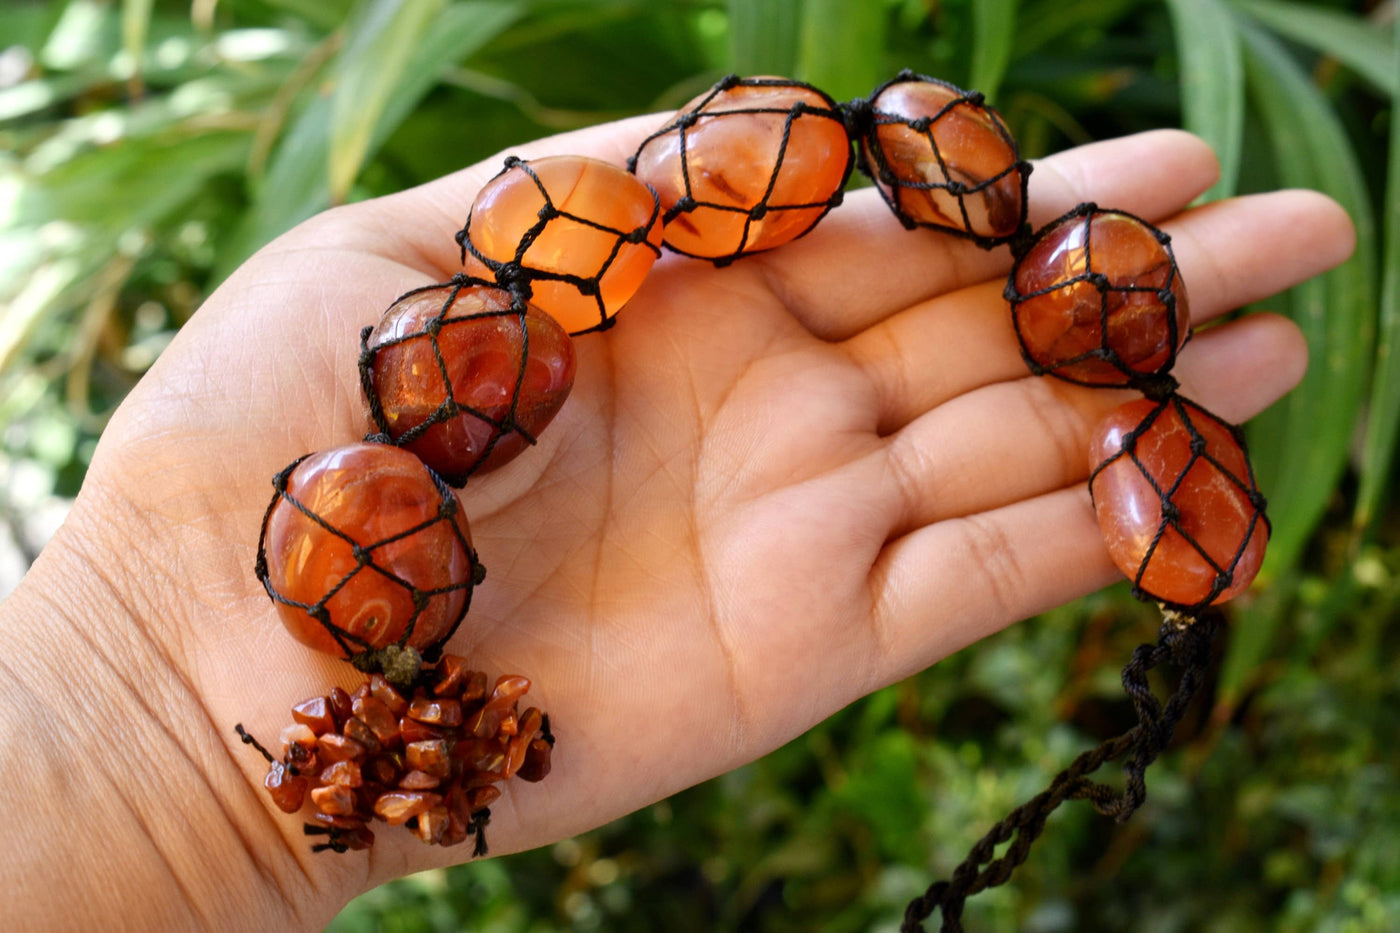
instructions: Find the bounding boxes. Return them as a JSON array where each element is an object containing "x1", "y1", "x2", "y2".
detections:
[
  {"x1": 797, "y1": 0, "x2": 886, "y2": 100},
  {"x1": 1234, "y1": 0, "x2": 1395, "y2": 96},
  {"x1": 220, "y1": 1, "x2": 522, "y2": 276},
  {"x1": 120, "y1": 0, "x2": 152, "y2": 86},
  {"x1": 1355, "y1": 17, "x2": 1400, "y2": 531},
  {"x1": 1241, "y1": 21, "x2": 1376, "y2": 577},
  {"x1": 729, "y1": 0, "x2": 802, "y2": 76},
  {"x1": 1167, "y1": 0, "x2": 1244, "y2": 200},
  {"x1": 328, "y1": 0, "x2": 447, "y2": 204},
  {"x1": 1221, "y1": 21, "x2": 1377, "y2": 699},
  {"x1": 970, "y1": 0, "x2": 1017, "y2": 103}
]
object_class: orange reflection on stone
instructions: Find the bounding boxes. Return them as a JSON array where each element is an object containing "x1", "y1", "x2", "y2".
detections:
[
  {"x1": 1011, "y1": 209, "x2": 1190, "y2": 385},
  {"x1": 632, "y1": 78, "x2": 851, "y2": 259},
  {"x1": 464, "y1": 155, "x2": 663, "y2": 334},
  {"x1": 1090, "y1": 398, "x2": 1267, "y2": 607},
  {"x1": 865, "y1": 78, "x2": 1024, "y2": 240}
]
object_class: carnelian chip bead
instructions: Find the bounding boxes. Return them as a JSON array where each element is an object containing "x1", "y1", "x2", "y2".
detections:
[
  {"x1": 859, "y1": 72, "x2": 1028, "y2": 244},
  {"x1": 264, "y1": 762, "x2": 308, "y2": 813},
  {"x1": 458, "y1": 155, "x2": 664, "y2": 334},
  {"x1": 1089, "y1": 396, "x2": 1269, "y2": 609},
  {"x1": 361, "y1": 283, "x2": 576, "y2": 485},
  {"x1": 257, "y1": 442, "x2": 481, "y2": 660},
  {"x1": 629, "y1": 75, "x2": 852, "y2": 263},
  {"x1": 1007, "y1": 205, "x2": 1190, "y2": 386}
]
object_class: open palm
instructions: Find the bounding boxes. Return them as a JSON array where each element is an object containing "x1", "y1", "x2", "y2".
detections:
[{"x1": 47, "y1": 116, "x2": 1349, "y2": 919}]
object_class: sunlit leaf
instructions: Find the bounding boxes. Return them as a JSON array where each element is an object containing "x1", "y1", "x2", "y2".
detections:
[
  {"x1": 121, "y1": 0, "x2": 152, "y2": 84},
  {"x1": 1234, "y1": 0, "x2": 1395, "y2": 95},
  {"x1": 1167, "y1": 0, "x2": 1244, "y2": 200},
  {"x1": 328, "y1": 0, "x2": 447, "y2": 204}
]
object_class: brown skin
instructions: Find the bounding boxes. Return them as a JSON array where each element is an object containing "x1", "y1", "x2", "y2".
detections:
[{"x1": 0, "y1": 118, "x2": 1351, "y2": 930}]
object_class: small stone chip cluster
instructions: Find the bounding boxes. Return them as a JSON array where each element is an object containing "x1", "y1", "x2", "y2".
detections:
[{"x1": 255, "y1": 658, "x2": 551, "y2": 853}]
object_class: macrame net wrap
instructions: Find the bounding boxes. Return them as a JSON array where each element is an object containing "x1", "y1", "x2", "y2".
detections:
[
  {"x1": 851, "y1": 69, "x2": 1032, "y2": 250},
  {"x1": 358, "y1": 276, "x2": 543, "y2": 487},
  {"x1": 626, "y1": 75, "x2": 853, "y2": 266},
  {"x1": 1004, "y1": 203, "x2": 1189, "y2": 391},
  {"x1": 1090, "y1": 393, "x2": 1271, "y2": 613},
  {"x1": 254, "y1": 451, "x2": 484, "y2": 668},
  {"x1": 901, "y1": 190, "x2": 1266, "y2": 925},
  {"x1": 455, "y1": 156, "x2": 662, "y2": 336}
]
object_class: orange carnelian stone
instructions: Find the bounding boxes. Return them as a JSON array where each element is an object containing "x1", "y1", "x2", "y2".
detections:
[
  {"x1": 1011, "y1": 209, "x2": 1190, "y2": 385},
  {"x1": 1090, "y1": 398, "x2": 1267, "y2": 607},
  {"x1": 364, "y1": 284, "x2": 575, "y2": 485},
  {"x1": 262, "y1": 443, "x2": 476, "y2": 657},
  {"x1": 464, "y1": 156, "x2": 663, "y2": 334},
  {"x1": 632, "y1": 78, "x2": 851, "y2": 259},
  {"x1": 865, "y1": 78, "x2": 1024, "y2": 240}
]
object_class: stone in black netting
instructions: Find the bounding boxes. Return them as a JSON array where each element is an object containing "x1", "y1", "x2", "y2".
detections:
[
  {"x1": 359, "y1": 275, "x2": 575, "y2": 487},
  {"x1": 627, "y1": 74, "x2": 853, "y2": 266},
  {"x1": 455, "y1": 156, "x2": 663, "y2": 336},
  {"x1": 255, "y1": 444, "x2": 484, "y2": 673},
  {"x1": 1090, "y1": 394, "x2": 1270, "y2": 614},
  {"x1": 851, "y1": 69, "x2": 1031, "y2": 250},
  {"x1": 1005, "y1": 203, "x2": 1191, "y2": 391}
]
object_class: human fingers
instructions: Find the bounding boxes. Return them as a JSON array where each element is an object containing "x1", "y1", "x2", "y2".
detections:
[
  {"x1": 750, "y1": 129, "x2": 1222, "y2": 339},
  {"x1": 843, "y1": 188, "x2": 1354, "y2": 433},
  {"x1": 861, "y1": 315, "x2": 1300, "y2": 686},
  {"x1": 872, "y1": 313, "x2": 1305, "y2": 539}
]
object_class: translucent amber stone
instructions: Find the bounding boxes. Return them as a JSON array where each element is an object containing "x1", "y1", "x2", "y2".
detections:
[
  {"x1": 1090, "y1": 398, "x2": 1268, "y2": 607},
  {"x1": 463, "y1": 156, "x2": 664, "y2": 334},
  {"x1": 364, "y1": 285, "x2": 576, "y2": 485},
  {"x1": 863, "y1": 77, "x2": 1025, "y2": 241},
  {"x1": 260, "y1": 443, "x2": 476, "y2": 657},
  {"x1": 1009, "y1": 209, "x2": 1190, "y2": 385},
  {"x1": 631, "y1": 77, "x2": 851, "y2": 260},
  {"x1": 374, "y1": 790, "x2": 442, "y2": 826},
  {"x1": 264, "y1": 762, "x2": 308, "y2": 813},
  {"x1": 407, "y1": 696, "x2": 463, "y2": 727}
]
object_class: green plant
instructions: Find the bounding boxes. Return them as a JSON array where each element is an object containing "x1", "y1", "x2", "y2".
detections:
[{"x1": 3, "y1": 1, "x2": 1398, "y2": 929}]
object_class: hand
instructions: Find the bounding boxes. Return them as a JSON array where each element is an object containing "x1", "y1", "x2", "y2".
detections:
[{"x1": 0, "y1": 117, "x2": 1352, "y2": 930}]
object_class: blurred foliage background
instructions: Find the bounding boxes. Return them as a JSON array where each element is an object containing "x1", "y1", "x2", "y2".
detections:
[{"x1": 2, "y1": 0, "x2": 1399, "y2": 929}]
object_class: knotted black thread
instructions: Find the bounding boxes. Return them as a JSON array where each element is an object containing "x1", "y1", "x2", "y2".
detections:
[{"x1": 901, "y1": 613, "x2": 1222, "y2": 932}]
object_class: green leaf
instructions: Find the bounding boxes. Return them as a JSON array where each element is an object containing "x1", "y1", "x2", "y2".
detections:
[
  {"x1": 1166, "y1": 0, "x2": 1244, "y2": 200},
  {"x1": 14, "y1": 130, "x2": 250, "y2": 232},
  {"x1": 796, "y1": 0, "x2": 886, "y2": 101},
  {"x1": 1234, "y1": 0, "x2": 1396, "y2": 96},
  {"x1": 1013, "y1": 0, "x2": 1139, "y2": 59},
  {"x1": 1221, "y1": 20, "x2": 1377, "y2": 699},
  {"x1": 969, "y1": 0, "x2": 1017, "y2": 102},
  {"x1": 121, "y1": 0, "x2": 153, "y2": 79},
  {"x1": 219, "y1": 1, "x2": 524, "y2": 275},
  {"x1": 1241, "y1": 20, "x2": 1376, "y2": 577},
  {"x1": 1355, "y1": 16, "x2": 1400, "y2": 531},
  {"x1": 728, "y1": 0, "x2": 802, "y2": 76},
  {"x1": 215, "y1": 93, "x2": 333, "y2": 281},
  {"x1": 328, "y1": 0, "x2": 448, "y2": 204},
  {"x1": 327, "y1": 0, "x2": 524, "y2": 203}
]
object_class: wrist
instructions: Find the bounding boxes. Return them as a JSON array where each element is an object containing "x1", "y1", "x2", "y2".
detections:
[{"x1": 0, "y1": 487, "x2": 352, "y2": 932}]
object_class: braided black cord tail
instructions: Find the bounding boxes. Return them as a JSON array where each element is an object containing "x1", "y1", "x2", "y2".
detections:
[{"x1": 901, "y1": 612, "x2": 1221, "y2": 933}]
